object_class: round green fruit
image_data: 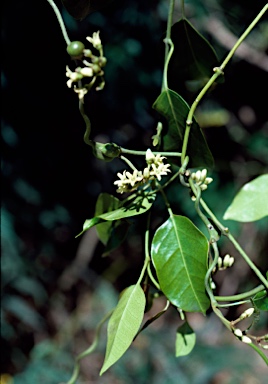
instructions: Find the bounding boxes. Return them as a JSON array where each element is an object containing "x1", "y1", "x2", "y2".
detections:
[{"x1": 67, "y1": 41, "x2": 85, "y2": 58}]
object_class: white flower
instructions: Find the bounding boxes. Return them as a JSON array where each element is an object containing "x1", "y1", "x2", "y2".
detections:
[
  {"x1": 114, "y1": 169, "x2": 143, "y2": 194},
  {"x1": 73, "y1": 87, "x2": 88, "y2": 101},
  {"x1": 79, "y1": 67, "x2": 94, "y2": 77},
  {"x1": 146, "y1": 149, "x2": 166, "y2": 166},
  {"x1": 125, "y1": 170, "x2": 143, "y2": 187},
  {"x1": 150, "y1": 163, "x2": 171, "y2": 181},
  {"x1": 86, "y1": 31, "x2": 102, "y2": 49},
  {"x1": 66, "y1": 66, "x2": 83, "y2": 88}
]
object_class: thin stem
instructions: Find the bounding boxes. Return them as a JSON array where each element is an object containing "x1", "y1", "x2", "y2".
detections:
[
  {"x1": 215, "y1": 285, "x2": 265, "y2": 302},
  {"x1": 46, "y1": 0, "x2": 71, "y2": 45},
  {"x1": 192, "y1": 191, "x2": 268, "y2": 288},
  {"x1": 120, "y1": 155, "x2": 138, "y2": 171},
  {"x1": 181, "y1": 0, "x2": 185, "y2": 18},
  {"x1": 79, "y1": 100, "x2": 93, "y2": 147},
  {"x1": 205, "y1": 242, "x2": 219, "y2": 306},
  {"x1": 181, "y1": 4, "x2": 268, "y2": 165},
  {"x1": 147, "y1": 262, "x2": 161, "y2": 290},
  {"x1": 220, "y1": 4, "x2": 268, "y2": 71},
  {"x1": 120, "y1": 148, "x2": 181, "y2": 157},
  {"x1": 216, "y1": 300, "x2": 250, "y2": 308},
  {"x1": 162, "y1": 0, "x2": 175, "y2": 91},
  {"x1": 247, "y1": 342, "x2": 268, "y2": 365},
  {"x1": 181, "y1": 70, "x2": 220, "y2": 164},
  {"x1": 66, "y1": 310, "x2": 113, "y2": 384},
  {"x1": 137, "y1": 213, "x2": 151, "y2": 285},
  {"x1": 163, "y1": 39, "x2": 175, "y2": 91},
  {"x1": 227, "y1": 233, "x2": 268, "y2": 289}
]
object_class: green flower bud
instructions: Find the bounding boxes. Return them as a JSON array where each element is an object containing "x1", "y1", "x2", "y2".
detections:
[{"x1": 92, "y1": 142, "x2": 121, "y2": 161}]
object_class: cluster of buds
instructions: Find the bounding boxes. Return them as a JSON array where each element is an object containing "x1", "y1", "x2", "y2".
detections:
[
  {"x1": 190, "y1": 169, "x2": 213, "y2": 201},
  {"x1": 213, "y1": 254, "x2": 235, "y2": 273},
  {"x1": 66, "y1": 31, "x2": 107, "y2": 101},
  {"x1": 114, "y1": 149, "x2": 171, "y2": 194},
  {"x1": 233, "y1": 328, "x2": 252, "y2": 344}
]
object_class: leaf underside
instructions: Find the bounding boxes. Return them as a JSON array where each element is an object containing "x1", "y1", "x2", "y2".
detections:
[
  {"x1": 77, "y1": 193, "x2": 155, "y2": 237},
  {"x1": 223, "y1": 174, "x2": 268, "y2": 222},
  {"x1": 100, "y1": 284, "x2": 146, "y2": 375},
  {"x1": 176, "y1": 321, "x2": 196, "y2": 357}
]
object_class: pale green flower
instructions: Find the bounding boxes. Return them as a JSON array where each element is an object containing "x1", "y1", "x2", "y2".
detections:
[{"x1": 86, "y1": 31, "x2": 102, "y2": 49}]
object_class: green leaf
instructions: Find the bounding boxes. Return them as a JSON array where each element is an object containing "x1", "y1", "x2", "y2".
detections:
[
  {"x1": 153, "y1": 89, "x2": 214, "y2": 168},
  {"x1": 103, "y1": 220, "x2": 130, "y2": 256},
  {"x1": 175, "y1": 322, "x2": 196, "y2": 357},
  {"x1": 223, "y1": 174, "x2": 268, "y2": 222},
  {"x1": 151, "y1": 215, "x2": 210, "y2": 314},
  {"x1": 100, "y1": 284, "x2": 146, "y2": 375},
  {"x1": 168, "y1": 18, "x2": 220, "y2": 86},
  {"x1": 136, "y1": 300, "x2": 170, "y2": 337},
  {"x1": 77, "y1": 193, "x2": 155, "y2": 237},
  {"x1": 62, "y1": 0, "x2": 115, "y2": 20},
  {"x1": 95, "y1": 193, "x2": 121, "y2": 245},
  {"x1": 253, "y1": 291, "x2": 268, "y2": 311}
]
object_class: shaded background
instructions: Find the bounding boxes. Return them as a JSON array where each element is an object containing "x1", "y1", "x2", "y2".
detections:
[{"x1": 1, "y1": 0, "x2": 268, "y2": 383}]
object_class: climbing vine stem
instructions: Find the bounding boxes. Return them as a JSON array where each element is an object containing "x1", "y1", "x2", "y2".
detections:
[{"x1": 181, "y1": 3, "x2": 268, "y2": 164}]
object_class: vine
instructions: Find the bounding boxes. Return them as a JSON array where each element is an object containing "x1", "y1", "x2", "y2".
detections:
[{"x1": 47, "y1": 0, "x2": 268, "y2": 382}]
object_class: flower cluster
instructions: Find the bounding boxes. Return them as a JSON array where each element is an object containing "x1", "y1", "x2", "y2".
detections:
[
  {"x1": 190, "y1": 169, "x2": 213, "y2": 200},
  {"x1": 213, "y1": 253, "x2": 235, "y2": 273},
  {"x1": 66, "y1": 31, "x2": 107, "y2": 101},
  {"x1": 114, "y1": 149, "x2": 171, "y2": 194}
]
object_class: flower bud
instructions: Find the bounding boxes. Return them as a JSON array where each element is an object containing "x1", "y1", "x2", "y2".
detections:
[
  {"x1": 240, "y1": 308, "x2": 254, "y2": 319},
  {"x1": 201, "y1": 169, "x2": 207, "y2": 182},
  {"x1": 217, "y1": 257, "x2": 223, "y2": 269},
  {"x1": 146, "y1": 149, "x2": 155, "y2": 164},
  {"x1": 223, "y1": 254, "x2": 231, "y2": 268},
  {"x1": 93, "y1": 142, "x2": 121, "y2": 161},
  {"x1": 195, "y1": 170, "x2": 202, "y2": 182},
  {"x1": 204, "y1": 177, "x2": 213, "y2": 185},
  {"x1": 241, "y1": 335, "x2": 252, "y2": 344},
  {"x1": 234, "y1": 328, "x2": 243, "y2": 338},
  {"x1": 80, "y1": 67, "x2": 94, "y2": 77}
]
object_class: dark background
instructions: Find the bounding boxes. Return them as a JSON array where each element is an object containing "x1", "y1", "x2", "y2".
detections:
[{"x1": 1, "y1": 0, "x2": 268, "y2": 382}]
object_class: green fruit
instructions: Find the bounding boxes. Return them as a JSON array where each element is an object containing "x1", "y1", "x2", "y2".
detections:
[{"x1": 67, "y1": 41, "x2": 85, "y2": 57}]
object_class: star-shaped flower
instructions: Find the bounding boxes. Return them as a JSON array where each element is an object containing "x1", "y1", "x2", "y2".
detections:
[{"x1": 86, "y1": 31, "x2": 102, "y2": 50}]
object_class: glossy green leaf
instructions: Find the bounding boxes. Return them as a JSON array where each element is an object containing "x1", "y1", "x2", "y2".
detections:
[
  {"x1": 95, "y1": 193, "x2": 121, "y2": 245},
  {"x1": 223, "y1": 174, "x2": 268, "y2": 222},
  {"x1": 151, "y1": 215, "x2": 210, "y2": 313},
  {"x1": 253, "y1": 291, "x2": 268, "y2": 311},
  {"x1": 62, "y1": 0, "x2": 114, "y2": 20},
  {"x1": 100, "y1": 284, "x2": 146, "y2": 375},
  {"x1": 175, "y1": 322, "x2": 196, "y2": 357},
  {"x1": 168, "y1": 18, "x2": 219, "y2": 86},
  {"x1": 77, "y1": 193, "x2": 155, "y2": 237},
  {"x1": 153, "y1": 89, "x2": 214, "y2": 168}
]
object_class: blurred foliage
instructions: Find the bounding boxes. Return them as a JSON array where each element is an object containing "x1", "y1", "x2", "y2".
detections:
[{"x1": 1, "y1": 0, "x2": 268, "y2": 382}]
